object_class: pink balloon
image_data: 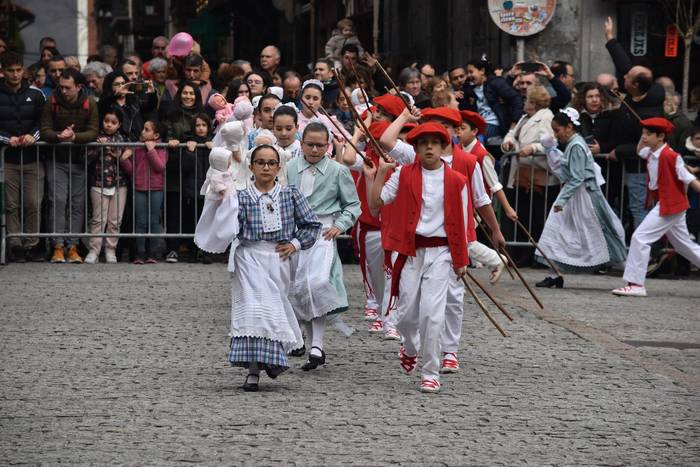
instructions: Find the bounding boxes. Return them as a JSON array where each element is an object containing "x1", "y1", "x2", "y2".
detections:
[{"x1": 166, "y1": 32, "x2": 193, "y2": 57}]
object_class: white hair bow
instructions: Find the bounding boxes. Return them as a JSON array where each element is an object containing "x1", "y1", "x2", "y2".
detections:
[
  {"x1": 302, "y1": 79, "x2": 324, "y2": 91},
  {"x1": 560, "y1": 107, "x2": 581, "y2": 126}
]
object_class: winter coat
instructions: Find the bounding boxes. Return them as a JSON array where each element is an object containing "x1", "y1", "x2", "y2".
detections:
[{"x1": 0, "y1": 79, "x2": 45, "y2": 164}]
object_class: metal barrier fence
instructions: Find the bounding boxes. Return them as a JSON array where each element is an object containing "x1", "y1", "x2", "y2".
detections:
[
  {"x1": 1, "y1": 143, "x2": 698, "y2": 264},
  {"x1": 0, "y1": 142, "x2": 209, "y2": 264}
]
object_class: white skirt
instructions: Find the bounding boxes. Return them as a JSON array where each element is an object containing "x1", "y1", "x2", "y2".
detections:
[
  {"x1": 230, "y1": 241, "x2": 303, "y2": 350},
  {"x1": 289, "y1": 216, "x2": 342, "y2": 321},
  {"x1": 537, "y1": 186, "x2": 624, "y2": 268}
]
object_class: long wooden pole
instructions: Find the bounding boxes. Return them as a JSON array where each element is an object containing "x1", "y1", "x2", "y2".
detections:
[
  {"x1": 515, "y1": 219, "x2": 562, "y2": 278},
  {"x1": 497, "y1": 243, "x2": 544, "y2": 309},
  {"x1": 314, "y1": 105, "x2": 372, "y2": 167},
  {"x1": 334, "y1": 69, "x2": 390, "y2": 162},
  {"x1": 464, "y1": 269, "x2": 513, "y2": 322},
  {"x1": 476, "y1": 218, "x2": 515, "y2": 280},
  {"x1": 374, "y1": 60, "x2": 412, "y2": 111},
  {"x1": 461, "y1": 276, "x2": 508, "y2": 337}
]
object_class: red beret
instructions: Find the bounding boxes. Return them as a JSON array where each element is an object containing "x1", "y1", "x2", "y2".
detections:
[
  {"x1": 373, "y1": 94, "x2": 405, "y2": 118},
  {"x1": 422, "y1": 107, "x2": 463, "y2": 127},
  {"x1": 360, "y1": 105, "x2": 376, "y2": 120},
  {"x1": 459, "y1": 110, "x2": 487, "y2": 135},
  {"x1": 401, "y1": 122, "x2": 418, "y2": 132},
  {"x1": 405, "y1": 122, "x2": 451, "y2": 146},
  {"x1": 640, "y1": 117, "x2": 675, "y2": 135},
  {"x1": 368, "y1": 120, "x2": 390, "y2": 140}
]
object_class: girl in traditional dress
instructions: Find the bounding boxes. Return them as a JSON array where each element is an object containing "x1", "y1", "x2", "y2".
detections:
[
  {"x1": 535, "y1": 108, "x2": 627, "y2": 288},
  {"x1": 286, "y1": 122, "x2": 361, "y2": 370},
  {"x1": 194, "y1": 144, "x2": 321, "y2": 391}
]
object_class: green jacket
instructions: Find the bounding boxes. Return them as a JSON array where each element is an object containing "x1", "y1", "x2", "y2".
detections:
[{"x1": 40, "y1": 90, "x2": 99, "y2": 163}]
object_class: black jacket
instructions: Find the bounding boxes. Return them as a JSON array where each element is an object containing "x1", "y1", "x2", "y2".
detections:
[
  {"x1": 461, "y1": 76, "x2": 523, "y2": 136},
  {"x1": 605, "y1": 38, "x2": 665, "y2": 172},
  {"x1": 0, "y1": 80, "x2": 45, "y2": 164},
  {"x1": 180, "y1": 135, "x2": 211, "y2": 199},
  {"x1": 98, "y1": 91, "x2": 158, "y2": 142},
  {"x1": 579, "y1": 109, "x2": 617, "y2": 154}
]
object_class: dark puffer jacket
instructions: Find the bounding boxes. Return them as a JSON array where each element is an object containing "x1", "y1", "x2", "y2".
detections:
[{"x1": 0, "y1": 79, "x2": 45, "y2": 164}]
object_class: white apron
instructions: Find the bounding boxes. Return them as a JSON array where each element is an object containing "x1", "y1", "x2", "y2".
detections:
[
  {"x1": 289, "y1": 214, "x2": 342, "y2": 321},
  {"x1": 231, "y1": 240, "x2": 303, "y2": 350}
]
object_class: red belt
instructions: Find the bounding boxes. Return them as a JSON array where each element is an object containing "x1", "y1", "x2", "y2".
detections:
[{"x1": 385, "y1": 236, "x2": 448, "y2": 315}]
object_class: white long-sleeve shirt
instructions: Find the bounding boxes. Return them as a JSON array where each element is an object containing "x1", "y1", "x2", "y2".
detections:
[{"x1": 639, "y1": 144, "x2": 696, "y2": 190}]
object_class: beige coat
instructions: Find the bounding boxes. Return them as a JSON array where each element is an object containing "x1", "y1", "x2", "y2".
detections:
[{"x1": 502, "y1": 108, "x2": 557, "y2": 187}]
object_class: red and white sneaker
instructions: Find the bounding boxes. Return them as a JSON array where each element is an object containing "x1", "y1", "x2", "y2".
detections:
[
  {"x1": 383, "y1": 328, "x2": 401, "y2": 341},
  {"x1": 368, "y1": 318, "x2": 383, "y2": 333},
  {"x1": 440, "y1": 352, "x2": 460, "y2": 374},
  {"x1": 364, "y1": 307, "x2": 379, "y2": 321},
  {"x1": 420, "y1": 378, "x2": 441, "y2": 393},
  {"x1": 612, "y1": 284, "x2": 647, "y2": 297},
  {"x1": 399, "y1": 345, "x2": 417, "y2": 375}
]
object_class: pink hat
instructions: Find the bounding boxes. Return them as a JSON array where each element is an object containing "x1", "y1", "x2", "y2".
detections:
[{"x1": 167, "y1": 32, "x2": 193, "y2": 57}]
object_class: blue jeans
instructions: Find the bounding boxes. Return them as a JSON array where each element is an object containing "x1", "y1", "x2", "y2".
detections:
[
  {"x1": 134, "y1": 190, "x2": 163, "y2": 256},
  {"x1": 625, "y1": 172, "x2": 649, "y2": 229}
]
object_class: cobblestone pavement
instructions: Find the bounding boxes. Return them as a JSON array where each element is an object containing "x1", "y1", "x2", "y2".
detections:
[{"x1": 1, "y1": 262, "x2": 699, "y2": 465}]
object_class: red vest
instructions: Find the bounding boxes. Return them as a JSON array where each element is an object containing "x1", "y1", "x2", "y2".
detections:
[
  {"x1": 356, "y1": 146, "x2": 383, "y2": 228},
  {"x1": 381, "y1": 161, "x2": 469, "y2": 269},
  {"x1": 451, "y1": 144, "x2": 477, "y2": 242},
  {"x1": 467, "y1": 140, "x2": 492, "y2": 196},
  {"x1": 649, "y1": 145, "x2": 689, "y2": 216}
]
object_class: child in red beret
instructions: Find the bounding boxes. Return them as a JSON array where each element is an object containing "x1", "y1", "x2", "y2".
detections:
[{"x1": 613, "y1": 118, "x2": 700, "y2": 297}]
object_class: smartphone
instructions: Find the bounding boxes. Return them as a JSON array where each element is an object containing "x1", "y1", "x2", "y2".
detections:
[
  {"x1": 584, "y1": 134, "x2": 596, "y2": 144},
  {"x1": 520, "y1": 62, "x2": 541, "y2": 73},
  {"x1": 130, "y1": 81, "x2": 145, "y2": 93}
]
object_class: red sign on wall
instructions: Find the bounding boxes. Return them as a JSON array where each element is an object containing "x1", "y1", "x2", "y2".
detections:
[{"x1": 665, "y1": 25, "x2": 679, "y2": 58}]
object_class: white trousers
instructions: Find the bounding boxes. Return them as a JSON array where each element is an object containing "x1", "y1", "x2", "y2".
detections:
[
  {"x1": 381, "y1": 250, "x2": 399, "y2": 331},
  {"x1": 395, "y1": 246, "x2": 452, "y2": 380},
  {"x1": 468, "y1": 240, "x2": 502, "y2": 268},
  {"x1": 361, "y1": 229, "x2": 386, "y2": 311},
  {"x1": 623, "y1": 204, "x2": 700, "y2": 286}
]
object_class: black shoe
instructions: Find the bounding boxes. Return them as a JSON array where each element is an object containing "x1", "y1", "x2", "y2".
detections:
[
  {"x1": 289, "y1": 345, "x2": 306, "y2": 357},
  {"x1": 242, "y1": 374, "x2": 259, "y2": 392},
  {"x1": 26, "y1": 245, "x2": 46, "y2": 262},
  {"x1": 265, "y1": 366, "x2": 285, "y2": 379},
  {"x1": 535, "y1": 276, "x2": 564, "y2": 288},
  {"x1": 201, "y1": 252, "x2": 213, "y2": 264},
  {"x1": 10, "y1": 245, "x2": 25, "y2": 263},
  {"x1": 301, "y1": 346, "x2": 326, "y2": 371}
]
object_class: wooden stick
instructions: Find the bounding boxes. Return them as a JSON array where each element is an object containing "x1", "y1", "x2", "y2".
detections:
[
  {"x1": 496, "y1": 244, "x2": 544, "y2": 309},
  {"x1": 461, "y1": 275, "x2": 508, "y2": 337},
  {"x1": 476, "y1": 218, "x2": 515, "y2": 280},
  {"x1": 315, "y1": 105, "x2": 372, "y2": 167},
  {"x1": 515, "y1": 219, "x2": 562, "y2": 278},
  {"x1": 610, "y1": 89, "x2": 642, "y2": 122},
  {"x1": 374, "y1": 60, "x2": 412, "y2": 111},
  {"x1": 348, "y1": 61, "x2": 374, "y2": 115},
  {"x1": 464, "y1": 269, "x2": 513, "y2": 322},
  {"x1": 334, "y1": 69, "x2": 390, "y2": 162}
]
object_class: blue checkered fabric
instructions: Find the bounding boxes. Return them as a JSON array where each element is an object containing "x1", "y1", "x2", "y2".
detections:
[
  {"x1": 238, "y1": 185, "x2": 321, "y2": 250},
  {"x1": 228, "y1": 336, "x2": 289, "y2": 370}
]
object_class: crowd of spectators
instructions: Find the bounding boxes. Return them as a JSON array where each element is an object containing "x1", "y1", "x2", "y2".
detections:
[{"x1": 1, "y1": 16, "x2": 699, "y2": 266}]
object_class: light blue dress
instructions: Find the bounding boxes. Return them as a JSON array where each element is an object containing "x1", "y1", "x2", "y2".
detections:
[
  {"x1": 536, "y1": 134, "x2": 627, "y2": 272},
  {"x1": 286, "y1": 156, "x2": 361, "y2": 316}
]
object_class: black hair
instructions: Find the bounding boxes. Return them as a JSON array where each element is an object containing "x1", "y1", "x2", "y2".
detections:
[
  {"x1": 301, "y1": 82, "x2": 323, "y2": 95},
  {"x1": 47, "y1": 52, "x2": 65, "y2": 64},
  {"x1": 466, "y1": 56, "x2": 494, "y2": 76},
  {"x1": 101, "y1": 106, "x2": 124, "y2": 126},
  {"x1": 225, "y1": 78, "x2": 251, "y2": 103},
  {"x1": 690, "y1": 126, "x2": 700, "y2": 138},
  {"x1": 184, "y1": 54, "x2": 204, "y2": 68},
  {"x1": 257, "y1": 93, "x2": 281, "y2": 112},
  {"x1": 340, "y1": 44, "x2": 360, "y2": 56},
  {"x1": 273, "y1": 105, "x2": 298, "y2": 125},
  {"x1": 245, "y1": 70, "x2": 271, "y2": 88},
  {"x1": 250, "y1": 144, "x2": 280, "y2": 163},
  {"x1": 550, "y1": 60, "x2": 572, "y2": 79},
  {"x1": 144, "y1": 119, "x2": 166, "y2": 140},
  {"x1": 448, "y1": 65, "x2": 466, "y2": 74},
  {"x1": 39, "y1": 36, "x2": 56, "y2": 47},
  {"x1": 302, "y1": 121, "x2": 330, "y2": 142},
  {"x1": 174, "y1": 80, "x2": 203, "y2": 111},
  {"x1": 552, "y1": 111, "x2": 579, "y2": 132},
  {"x1": 59, "y1": 68, "x2": 84, "y2": 85},
  {"x1": 315, "y1": 58, "x2": 334, "y2": 70},
  {"x1": 1, "y1": 51, "x2": 22, "y2": 68},
  {"x1": 192, "y1": 112, "x2": 212, "y2": 133},
  {"x1": 642, "y1": 125, "x2": 668, "y2": 141}
]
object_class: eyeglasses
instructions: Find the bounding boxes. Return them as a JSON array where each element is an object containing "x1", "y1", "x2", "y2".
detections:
[
  {"x1": 252, "y1": 159, "x2": 279, "y2": 168},
  {"x1": 302, "y1": 142, "x2": 327, "y2": 150}
]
